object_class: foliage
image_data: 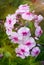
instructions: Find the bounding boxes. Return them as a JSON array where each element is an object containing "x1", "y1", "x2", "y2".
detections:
[{"x1": 0, "y1": 0, "x2": 33, "y2": 19}]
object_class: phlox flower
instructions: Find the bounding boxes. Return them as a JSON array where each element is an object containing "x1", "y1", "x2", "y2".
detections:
[
  {"x1": 9, "y1": 32, "x2": 19, "y2": 43},
  {"x1": 18, "y1": 4, "x2": 29, "y2": 10},
  {"x1": 15, "y1": 4, "x2": 30, "y2": 15},
  {"x1": 24, "y1": 37, "x2": 36, "y2": 50},
  {"x1": 17, "y1": 27, "x2": 31, "y2": 40},
  {"x1": 4, "y1": 14, "x2": 17, "y2": 29},
  {"x1": 35, "y1": 26, "x2": 43, "y2": 37},
  {"x1": 38, "y1": 15, "x2": 43, "y2": 22},
  {"x1": 34, "y1": 15, "x2": 43, "y2": 28},
  {"x1": 31, "y1": 47, "x2": 40, "y2": 57},
  {"x1": 35, "y1": 15, "x2": 43, "y2": 23},
  {"x1": 15, "y1": 44, "x2": 30, "y2": 59},
  {"x1": 4, "y1": 4, "x2": 42, "y2": 59},
  {"x1": 22, "y1": 12, "x2": 34, "y2": 21}
]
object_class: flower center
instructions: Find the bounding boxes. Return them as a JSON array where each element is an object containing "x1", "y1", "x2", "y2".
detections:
[
  {"x1": 26, "y1": 42, "x2": 31, "y2": 46},
  {"x1": 9, "y1": 20, "x2": 11, "y2": 24},
  {"x1": 26, "y1": 12, "x2": 31, "y2": 15},
  {"x1": 35, "y1": 51, "x2": 39, "y2": 55},
  {"x1": 21, "y1": 49, "x2": 25, "y2": 52},
  {"x1": 22, "y1": 32, "x2": 27, "y2": 36},
  {"x1": 13, "y1": 37, "x2": 18, "y2": 41},
  {"x1": 39, "y1": 30, "x2": 42, "y2": 35}
]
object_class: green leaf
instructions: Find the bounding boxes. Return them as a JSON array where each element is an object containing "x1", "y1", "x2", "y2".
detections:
[
  {"x1": 27, "y1": 22, "x2": 35, "y2": 36},
  {"x1": 39, "y1": 34, "x2": 44, "y2": 45}
]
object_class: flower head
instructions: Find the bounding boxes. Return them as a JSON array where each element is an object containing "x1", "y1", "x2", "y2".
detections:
[
  {"x1": 15, "y1": 4, "x2": 30, "y2": 15},
  {"x1": 9, "y1": 32, "x2": 19, "y2": 43},
  {"x1": 18, "y1": 27, "x2": 31, "y2": 40},
  {"x1": 15, "y1": 44, "x2": 30, "y2": 59},
  {"x1": 22, "y1": 12, "x2": 34, "y2": 21},
  {"x1": 35, "y1": 15, "x2": 43, "y2": 23},
  {"x1": 4, "y1": 14, "x2": 17, "y2": 29},
  {"x1": 24, "y1": 37, "x2": 36, "y2": 50},
  {"x1": 4, "y1": 4, "x2": 42, "y2": 59},
  {"x1": 31, "y1": 47, "x2": 40, "y2": 57},
  {"x1": 35, "y1": 26, "x2": 43, "y2": 37}
]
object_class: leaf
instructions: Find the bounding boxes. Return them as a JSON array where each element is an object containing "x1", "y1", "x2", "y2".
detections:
[
  {"x1": 27, "y1": 22, "x2": 35, "y2": 36},
  {"x1": 38, "y1": 34, "x2": 44, "y2": 45},
  {"x1": 0, "y1": 0, "x2": 24, "y2": 19}
]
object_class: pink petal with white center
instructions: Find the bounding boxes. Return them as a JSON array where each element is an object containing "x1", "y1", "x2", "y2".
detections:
[
  {"x1": 24, "y1": 37, "x2": 36, "y2": 50},
  {"x1": 22, "y1": 12, "x2": 34, "y2": 21},
  {"x1": 35, "y1": 26, "x2": 43, "y2": 37},
  {"x1": 31, "y1": 47, "x2": 40, "y2": 57}
]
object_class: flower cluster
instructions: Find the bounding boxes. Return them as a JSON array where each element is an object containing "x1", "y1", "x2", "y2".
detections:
[{"x1": 4, "y1": 4, "x2": 43, "y2": 59}]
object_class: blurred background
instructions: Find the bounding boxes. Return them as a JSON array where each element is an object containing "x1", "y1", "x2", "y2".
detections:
[{"x1": 0, "y1": 0, "x2": 44, "y2": 19}]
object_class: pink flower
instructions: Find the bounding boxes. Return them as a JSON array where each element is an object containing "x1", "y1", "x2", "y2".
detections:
[
  {"x1": 22, "y1": 12, "x2": 34, "y2": 21},
  {"x1": 17, "y1": 27, "x2": 31, "y2": 40},
  {"x1": 31, "y1": 47, "x2": 40, "y2": 57},
  {"x1": 35, "y1": 15, "x2": 43, "y2": 23},
  {"x1": 24, "y1": 37, "x2": 36, "y2": 50},
  {"x1": 4, "y1": 14, "x2": 17, "y2": 29},
  {"x1": 15, "y1": 4, "x2": 30, "y2": 15},
  {"x1": 18, "y1": 4, "x2": 29, "y2": 10},
  {"x1": 9, "y1": 32, "x2": 19, "y2": 43},
  {"x1": 35, "y1": 26, "x2": 43, "y2": 37},
  {"x1": 38, "y1": 15, "x2": 43, "y2": 22},
  {"x1": 34, "y1": 15, "x2": 43, "y2": 28},
  {"x1": 15, "y1": 44, "x2": 30, "y2": 59}
]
